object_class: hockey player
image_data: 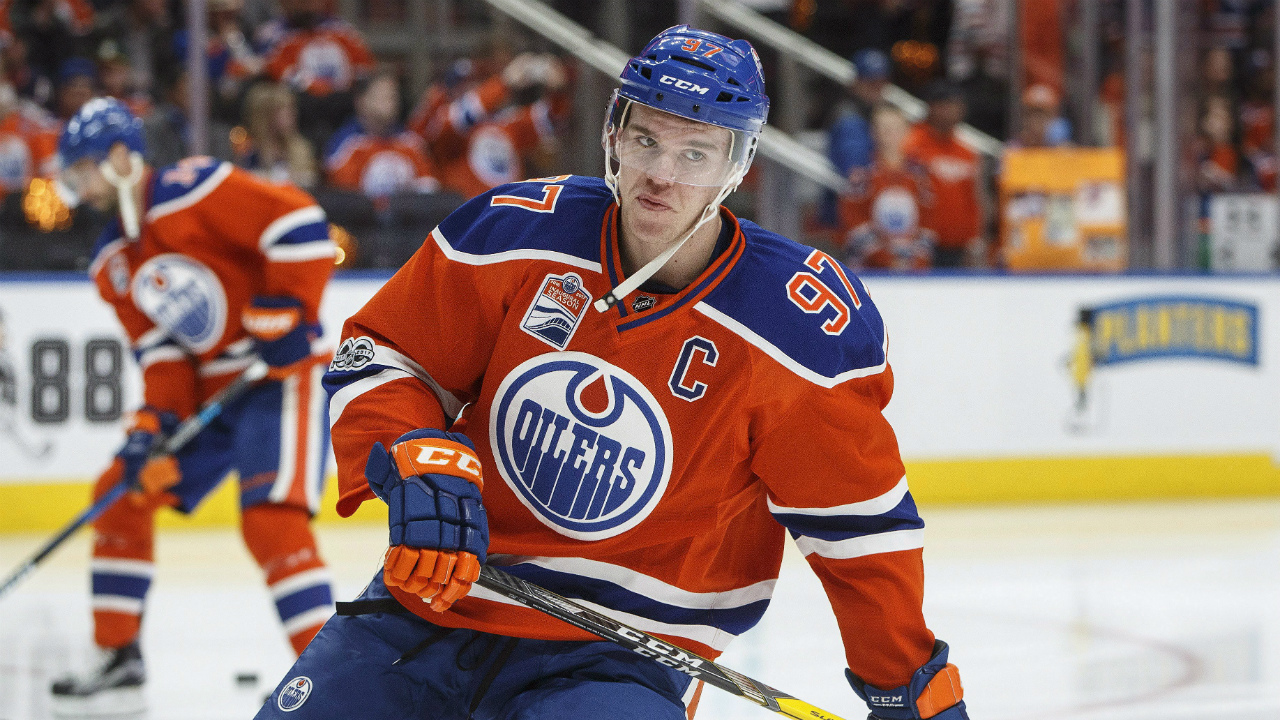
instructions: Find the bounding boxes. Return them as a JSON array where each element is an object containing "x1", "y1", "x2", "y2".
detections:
[
  {"x1": 261, "y1": 26, "x2": 969, "y2": 720},
  {"x1": 50, "y1": 98, "x2": 338, "y2": 715}
]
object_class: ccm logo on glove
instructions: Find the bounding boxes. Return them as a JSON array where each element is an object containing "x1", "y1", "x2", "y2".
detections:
[{"x1": 392, "y1": 439, "x2": 484, "y2": 485}]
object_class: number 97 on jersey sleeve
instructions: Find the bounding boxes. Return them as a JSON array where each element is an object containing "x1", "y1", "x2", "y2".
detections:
[{"x1": 786, "y1": 249, "x2": 863, "y2": 336}]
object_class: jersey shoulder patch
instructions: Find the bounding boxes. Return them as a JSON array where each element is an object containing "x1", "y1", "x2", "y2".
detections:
[
  {"x1": 147, "y1": 157, "x2": 233, "y2": 220},
  {"x1": 700, "y1": 219, "x2": 887, "y2": 386},
  {"x1": 432, "y1": 175, "x2": 610, "y2": 269}
]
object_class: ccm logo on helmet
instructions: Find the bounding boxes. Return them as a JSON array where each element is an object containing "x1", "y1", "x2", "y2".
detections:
[{"x1": 659, "y1": 75, "x2": 710, "y2": 95}]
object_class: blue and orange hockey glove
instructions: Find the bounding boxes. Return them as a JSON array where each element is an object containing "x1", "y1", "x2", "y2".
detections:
[
  {"x1": 242, "y1": 295, "x2": 311, "y2": 377},
  {"x1": 117, "y1": 406, "x2": 182, "y2": 507},
  {"x1": 364, "y1": 429, "x2": 488, "y2": 612},
  {"x1": 846, "y1": 640, "x2": 968, "y2": 720}
]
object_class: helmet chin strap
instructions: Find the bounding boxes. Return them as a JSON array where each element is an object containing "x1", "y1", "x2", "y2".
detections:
[
  {"x1": 593, "y1": 179, "x2": 736, "y2": 313},
  {"x1": 99, "y1": 151, "x2": 145, "y2": 239}
]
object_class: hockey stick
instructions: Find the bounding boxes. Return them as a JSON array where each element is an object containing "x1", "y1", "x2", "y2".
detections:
[
  {"x1": 475, "y1": 564, "x2": 848, "y2": 720},
  {"x1": 0, "y1": 360, "x2": 270, "y2": 600}
]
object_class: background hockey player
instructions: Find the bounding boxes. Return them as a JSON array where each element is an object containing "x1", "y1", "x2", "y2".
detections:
[
  {"x1": 261, "y1": 26, "x2": 968, "y2": 720},
  {"x1": 51, "y1": 97, "x2": 338, "y2": 715}
]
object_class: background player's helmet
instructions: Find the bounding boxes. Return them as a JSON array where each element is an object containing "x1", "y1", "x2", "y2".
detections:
[
  {"x1": 603, "y1": 25, "x2": 769, "y2": 193},
  {"x1": 57, "y1": 97, "x2": 146, "y2": 168}
]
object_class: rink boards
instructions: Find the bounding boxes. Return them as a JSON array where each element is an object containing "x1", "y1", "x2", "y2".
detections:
[{"x1": 1, "y1": 271, "x2": 1278, "y2": 531}]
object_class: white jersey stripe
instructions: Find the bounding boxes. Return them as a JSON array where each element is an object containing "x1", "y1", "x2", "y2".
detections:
[
  {"x1": 489, "y1": 555, "x2": 776, "y2": 611},
  {"x1": 90, "y1": 558, "x2": 154, "y2": 578},
  {"x1": 270, "y1": 372, "x2": 300, "y2": 503},
  {"x1": 282, "y1": 606, "x2": 334, "y2": 635},
  {"x1": 463, "y1": 587, "x2": 735, "y2": 652},
  {"x1": 793, "y1": 528, "x2": 925, "y2": 560},
  {"x1": 92, "y1": 595, "x2": 145, "y2": 615},
  {"x1": 767, "y1": 477, "x2": 910, "y2": 517},
  {"x1": 259, "y1": 206, "x2": 327, "y2": 250},
  {"x1": 147, "y1": 161, "x2": 234, "y2": 221},
  {"x1": 265, "y1": 241, "x2": 337, "y2": 263},
  {"x1": 430, "y1": 227, "x2": 602, "y2": 273},
  {"x1": 328, "y1": 368, "x2": 415, "y2": 428},
  {"x1": 137, "y1": 345, "x2": 186, "y2": 369},
  {"x1": 367, "y1": 342, "x2": 466, "y2": 420},
  {"x1": 694, "y1": 302, "x2": 888, "y2": 388},
  {"x1": 304, "y1": 362, "x2": 325, "y2": 513},
  {"x1": 269, "y1": 567, "x2": 332, "y2": 601}
]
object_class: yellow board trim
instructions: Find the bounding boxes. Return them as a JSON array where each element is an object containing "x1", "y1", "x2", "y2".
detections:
[
  {"x1": 2, "y1": 453, "x2": 1279, "y2": 533},
  {"x1": 0, "y1": 476, "x2": 387, "y2": 533}
]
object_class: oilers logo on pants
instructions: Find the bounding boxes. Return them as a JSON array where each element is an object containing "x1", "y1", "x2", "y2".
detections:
[{"x1": 490, "y1": 353, "x2": 673, "y2": 541}]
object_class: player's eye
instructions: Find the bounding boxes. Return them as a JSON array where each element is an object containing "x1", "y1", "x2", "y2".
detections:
[
  {"x1": 682, "y1": 149, "x2": 706, "y2": 163},
  {"x1": 636, "y1": 135, "x2": 657, "y2": 149}
]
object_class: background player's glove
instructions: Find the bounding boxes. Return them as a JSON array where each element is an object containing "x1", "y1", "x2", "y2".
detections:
[
  {"x1": 846, "y1": 640, "x2": 968, "y2": 720},
  {"x1": 242, "y1": 295, "x2": 311, "y2": 376},
  {"x1": 117, "y1": 407, "x2": 182, "y2": 506},
  {"x1": 364, "y1": 428, "x2": 488, "y2": 612}
]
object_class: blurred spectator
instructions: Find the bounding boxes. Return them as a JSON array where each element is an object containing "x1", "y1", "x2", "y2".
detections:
[
  {"x1": 323, "y1": 68, "x2": 438, "y2": 199},
  {"x1": 258, "y1": 0, "x2": 374, "y2": 152},
  {"x1": 423, "y1": 52, "x2": 569, "y2": 199},
  {"x1": 0, "y1": 61, "x2": 57, "y2": 197},
  {"x1": 142, "y1": 67, "x2": 234, "y2": 167},
  {"x1": 94, "y1": 0, "x2": 180, "y2": 105},
  {"x1": 1201, "y1": 46, "x2": 1237, "y2": 102},
  {"x1": 96, "y1": 39, "x2": 151, "y2": 119},
  {"x1": 1195, "y1": 93, "x2": 1244, "y2": 194},
  {"x1": 206, "y1": 0, "x2": 263, "y2": 108},
  {"x1": 1240, "y1": 51, "x2": 1274, "y2": 190},
  {"x1": 1012, "y1": 83, "x2": 1070, "y2": 148},
  {"x1": 828, "y1": 48, "x2": 890, "y2": 178},
  {"x1": 903, "y1": 80, "x2": 984, "y2": 268},
  {"x1": 258, "y1": 0, "x2": 373, "y2": 96},
  {"x1": 1, "y1": 31, "x2": 51, "y2": 106},
  {"x1": 236, "y1": 81, "x2": 317, "y2": 188},
  {"x1": 406, "y1": 36, "x2": 514, "y2": 141},
  {"x1": 4, "y1": 0, "x2": 93, "y2": 100},
  {"x1": 54, "y1": 56, "x2": 95, "y2": 122},
  {"x1": 840, "y1": 103, "x2": 936, "y2": 271}
]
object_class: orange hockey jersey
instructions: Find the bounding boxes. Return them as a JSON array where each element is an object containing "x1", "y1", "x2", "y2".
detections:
[
  {"x1": 261, "y1": 18, "x2": 374, "y2": 96},
  {"x1": 89, "y1": 157, "x2": 335, "y2": 416},
  {"x1": 324, "y1": 175, "x2": 937, "y2": 690},
  {"x1": 420, "y1": 75, "x2": 564, "y2": 199},
  {"x1": 0, "y1": 103, "x2": 58, "y2": 195},
  {"x1": 903, "y1": 123, "x2": 981, "y2": 249}
]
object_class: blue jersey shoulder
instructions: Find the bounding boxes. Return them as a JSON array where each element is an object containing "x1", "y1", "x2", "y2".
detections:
[
  {"x1": 433, "y1": 175, "x2": 611, "y2": 266},
  {"x1": 148, "y1": 157, "x2": 230, "y2": 210},
  {"x1": 704, "y1": 218, "x2": 888, "y2": 381}
]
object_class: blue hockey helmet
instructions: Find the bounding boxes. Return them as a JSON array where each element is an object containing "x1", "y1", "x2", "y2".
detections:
[
  {"x1": 618, "y1": 25, "x2": 769, "y2": 134},
  {"x1": 604, "y1": 26, "x2": 769, "y2": 193},
  {"x1": 58, "y1": 97, "x2": 146, "y2": 168}
]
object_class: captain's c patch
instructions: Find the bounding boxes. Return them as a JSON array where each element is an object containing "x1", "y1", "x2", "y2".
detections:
[{"x1": 520, "y1": 273, "x2": 591, "y2": 350}]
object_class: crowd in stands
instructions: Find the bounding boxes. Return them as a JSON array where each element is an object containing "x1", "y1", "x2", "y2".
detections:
[
  {"x1": 0, "y1": 0, "x2": 571, "y2": 269},
  {"x1": 0, "y1": 0, "x2": 1277, "y2": 273}
]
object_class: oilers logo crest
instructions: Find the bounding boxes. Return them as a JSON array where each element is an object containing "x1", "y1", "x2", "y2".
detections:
[
  {"x1": 276, "y1": 676, "x2": 313, "y2": 712},
  {"x1": 131, "y1": 254, "x2": 227, "y2": 354},
  {"x1": 490, "y1": 352, "x2": 673, "y2": 541},
  {"x1": 520, "y1": 273, "x2": 591, "y2": 350}
]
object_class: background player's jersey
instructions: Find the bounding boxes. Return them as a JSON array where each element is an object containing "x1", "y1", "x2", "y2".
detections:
[
  {"x1": 324, "y1": 175, "x2": 935, "y2": 690},
  {"x1": 89, "y1": 157, "x2": 335, "y2": 416}
]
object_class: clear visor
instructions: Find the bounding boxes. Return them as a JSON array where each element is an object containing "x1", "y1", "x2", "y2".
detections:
[
  {"x1": 57, "y1": 160, "x2": 97, "y2": 206},
  {"x1": 604, "y1": 95, "x2": 753, "y2": 188}
]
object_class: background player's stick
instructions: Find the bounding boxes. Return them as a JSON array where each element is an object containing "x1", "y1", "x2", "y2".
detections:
[
  {"x1": 0, "y1": 360, "x2": 270, "y2": 600},
  {"x1": 475, "y1": 564, "x2": 848, "y2": 720}
]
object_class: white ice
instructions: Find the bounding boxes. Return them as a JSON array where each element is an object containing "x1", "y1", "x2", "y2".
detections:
[{"x1": 2, "y1": 499, "x2": 1278, "y2": 720}]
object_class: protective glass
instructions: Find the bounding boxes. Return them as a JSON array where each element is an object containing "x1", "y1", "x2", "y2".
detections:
[{"x1": 604, "y1": 96, "x2": 749, "y2": 188}]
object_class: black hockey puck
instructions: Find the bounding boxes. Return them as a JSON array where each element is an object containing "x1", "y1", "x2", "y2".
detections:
[{"x1": 236, "y1": 672, "x2": 259, "y2": 686}]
